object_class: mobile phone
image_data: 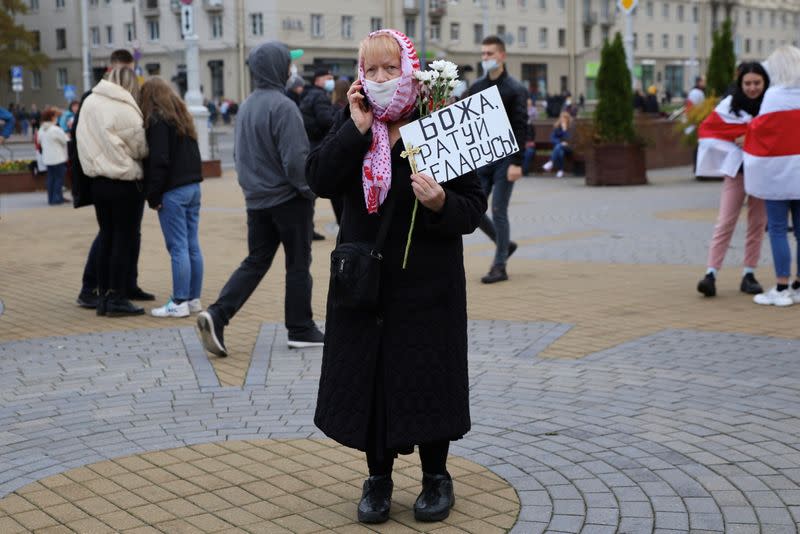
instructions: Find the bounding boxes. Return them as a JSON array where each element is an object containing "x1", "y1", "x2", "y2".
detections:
[{"x1": 359, "y1": 88, "x2": 371, "y2": 111}]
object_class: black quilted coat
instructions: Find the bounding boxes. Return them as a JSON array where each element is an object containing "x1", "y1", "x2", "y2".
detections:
[{"x1": 306, "y1": 108, "x2": 487, "y2": 452}]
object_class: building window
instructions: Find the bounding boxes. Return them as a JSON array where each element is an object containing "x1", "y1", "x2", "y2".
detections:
[
  {"x1": 557, "y1": 28, "x2": 565, "y2": 48},
  {"x1": 601, "y1": 26, "x2": 608, "y2": 43},
  {"x1": 371, "y1": 17, "x2": 382, "y2": 32},
  {"x1": 677, "y1": 4, "x2": 684, "y2": 22},
  {"x1": 106, "y1": 25, "x2": 113, "y2": 44},
  {"x1": 32, "y1": 70, "x2": 42, "y2": 89},
  {"x1": 124, "y1": 22, "x2": 135, "y2": 42},
  {"x1": 518, "y1": 26, "x2": 527, "y2": 46},
  {"x1": 430, "y1": 21, "x2": 441, "y2": 41},
  {"x1": 147, "y1": 19, "x2": 159, "y2": 41},
  {"x1": 633, "y1": 32, "x2": 638, "y2": 50},
  {"x1": 208, "y1": 60, "x2": 224, "y2": 98},
  {"x1": 341, "y1": 16, "x2": 353, "y2": 39},
  {"x1": 646, "y1": 1, "x2": 653, "y2": 17},
  {"x1": 646, "y1": 32, "x2": 653, "y2": 49},
  {"x1": 745, "y1": 10, "x2": 751, "y2": 26},
  {"x1": 57, "y1": 67, "x2": 68, "y2": 88},
  {"x1": 770, "y1": 11, "x2": 776, "y2": 28},
  {"x1": 496, "y1": 24, "x2": 505, "y2": 38},
  {"x1": 405, "y1": 17, "x2": 416, "y2": 38},
  {"x1": 539, "y1": 27, "x2": 547, "y2": 47},
  {"x1": 473, "y1": 23, "x2": 483, "y2": 44},
  {"x1": 210, "y1": 15, "x2": 223, "y2": 39},
  {"x1": 90, "y1": 26, "x2": 100, "y2": 46},
  {"x1": 497, "y1": 0, "x2": 505, "y2": 6},
  {"x1": 250, "y1": 13, "x2": 263, "y2": 36},
  {"x1": 89, "y1": 0, "x2": 98, "y2": 5},
  {"x1": 519, "y1": 0, "x2": 527, "y2": 6},
  {"x1": 29, "y1": 0, "x2": 39, "y2": 10},
  {"x1": 744, "y1": 38, "x2": 751, "y2": 53},
  {"x1": 450, "y1": 22, "x2": 460, "y2": 41},
  {"x1": 662, "y1": 33, "x2": 668, "y2": 49},
  {"x1": 56, "y1": 28, "x2": 66, "y2": 49},
  {"x1": 56, "y1": 0, "x2": 65, "y2": 8},
  {"x1": 769, "y1": 38, "x2": 775, "y2": 51},
  {"x1": 677, "y1": 34, "x2": 684, "y2": 49},
  {"x1": 758, "y1": 10, "x2": 763, "y2": 25},
  {"x1": 538, "y1": 0, "x2": 546, "y2": 9},
  {"x1": 557, "y1": 0, "x2": 564, "y2": 10},
  {"x1": 693, "y1": 35, "x2": 697, "y2": 51},
  {"x1": 757, "y1": 38, "x2": 763, "y2": 54},
  {"x1": 662, "y1": 2, "x2": 669, "y2": 19},
  {"x1": 583, "y1": 26, "x2": 591, "y2": 48},
  {"x1": 31, "y1": 30, "x2": 40, "y2": 51},
  {"x1": 311, "y1": 14, "x2": 323, "y2": 37}
]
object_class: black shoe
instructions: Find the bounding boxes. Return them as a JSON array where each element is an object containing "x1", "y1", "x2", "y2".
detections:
[
  {"x1": 105, "y1": 294, "x2": 145, "y2": 317},
  {"x1": 77, "y1": 289, "x2": 99, "y2": 309},
  {"x1": 312, "y1": 231, "x2": 326, "y2": 241},
  {"x1": 508, "y1": 241, "x2": 518, "y2": 259},
  {"x1": 697, "y1": 273, "x2": 716, "y2": 297},
  {"x1": 740, "y1": 273, "x2": 763, "y2": 295},
  {"x1": 481, "y1": 265, "x2": 508, "y2": 284},
  {"x1": 288, "y1": 327, "x2": 324, "y2": 349},
  {"x1": 357, "y1": 475, "x2": 393, "y2": 524},
  {"x1": 414, "y1": 472, "x2": 455, "y2": 522},
  {"x1": 96, "y1": 293, "x2": 107, "y2": 316},
  {"x1": 128, "y1": 287, "x2": 156, "y2": 301},
  {"x1": 197, "y1": 310, "x2": 227, "y2": 357}
]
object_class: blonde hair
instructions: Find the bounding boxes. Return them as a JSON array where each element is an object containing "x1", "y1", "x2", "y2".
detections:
[
  {"x1": 359, "y1": 33, "x2": 401, "y2": 68},
  {"x1": 106, "y1": 66, "x2": 140, "y2": 102},
  {"x1": 556, "y1": 111, "x2": 572, "y2": 128},
  {"x1": 765, "y1": 45, "x2": 800, "y2": 87}
]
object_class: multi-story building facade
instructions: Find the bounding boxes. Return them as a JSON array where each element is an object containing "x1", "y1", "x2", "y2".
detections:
[{"x1": 7, "y1": 0, "x2": 800, "y2": 108}]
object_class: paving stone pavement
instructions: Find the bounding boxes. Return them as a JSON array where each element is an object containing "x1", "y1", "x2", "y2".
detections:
[{"x1": 1, "y1": 321, "x2": 800, "y2": 532}]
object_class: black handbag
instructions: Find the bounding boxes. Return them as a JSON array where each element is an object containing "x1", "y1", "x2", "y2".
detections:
[{"x1": 329, "y1": 194, "x2": 396, "y2": 310}]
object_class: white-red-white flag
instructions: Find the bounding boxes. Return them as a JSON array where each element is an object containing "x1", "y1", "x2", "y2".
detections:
[
  {"x1": 744, "y1": 85, "x2": 800, "y2": 200},
  {"x1": 695, "y1": 95, "x2": 751, "y2": 178}
]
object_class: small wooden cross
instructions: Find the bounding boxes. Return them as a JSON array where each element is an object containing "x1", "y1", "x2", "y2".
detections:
[{"x1": 400, "y1": 144, "x2": 421, "y2": 174}]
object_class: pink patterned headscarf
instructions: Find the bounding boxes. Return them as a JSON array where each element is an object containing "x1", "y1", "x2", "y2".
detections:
[{"x1": 358, "y1": 29, "x2": 420, "y2": 214}]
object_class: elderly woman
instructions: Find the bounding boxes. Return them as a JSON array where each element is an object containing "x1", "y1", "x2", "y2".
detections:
[
  {"x1": 745, "y1": 46, "x2": 800, "y2": 307},
  {"x1": 77, "y1": 67, "x2": 149, "y2": 317},
  {"x1": 306, "y1": 30, "x2": 486, "y2": 524}
]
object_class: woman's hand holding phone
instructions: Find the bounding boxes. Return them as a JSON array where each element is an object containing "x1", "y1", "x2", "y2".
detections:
[{"x1": 348, "y1": 80, "x2": 374, "y2": 135}]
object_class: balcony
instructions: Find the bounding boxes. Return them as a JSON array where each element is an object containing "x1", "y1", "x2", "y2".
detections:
[
  {"x1": 429, "y1": 5, "x2": 447, "y2": 18},
  {"x1": 403, "y1": 0, "x2": 419, "y2": 15},
  {"x1": 141, "y1": 0, "x2": 159, "y2": 15},
  {"x1": 583, "y1": 11, "x2": 597, "y2": 26},
  {"x1": 598, "y1": 10, "x2": 613, "y2": 26},
  {"x1": 203, "y1": 0, "x2": 223, "y2": 11}
]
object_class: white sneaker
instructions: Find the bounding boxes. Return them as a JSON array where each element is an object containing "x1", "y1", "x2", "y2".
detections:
[
  {"x1": 188, "y1": 298, "x2": 202, "y2": 313},
  {"x1": 542, "y1": 161, "x2": 554, "y2": 172},
  {"x1": 791, "y1": 288, "x2": 800, "y2": 304},
  {"x1": 556, "y1": 170, "x2": 564, "y2": 178},
  {"x1": 151, "y1": 299, "x2": 190, "y2": 318},
  {"x1": 753, "y1": 287, "x2": 794, "y2": 307}
]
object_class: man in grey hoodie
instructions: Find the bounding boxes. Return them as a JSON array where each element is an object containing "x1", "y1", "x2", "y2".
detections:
[{"x1": 197, "y1": 41, "x2": 324, "y2": 356}]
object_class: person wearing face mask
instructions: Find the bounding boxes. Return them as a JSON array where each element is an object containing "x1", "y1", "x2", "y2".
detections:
[
  {"x1": 306, "y1": 29, "x2": 486, "y2": 525},
  {"x1": 196, "y1": 41, "x2": 325, "y2": 357},
  {"x1": 695, "y1": 62, "x2": 770, "y2": 299},
  {"x1": 300, "y1": 67, "x2": 337, "y2": 240},
  {"x1": 468, "y1": 35, "x2": 528, "y2": 284}
]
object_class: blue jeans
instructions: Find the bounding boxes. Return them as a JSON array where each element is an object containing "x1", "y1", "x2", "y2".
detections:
[
  {"x1": 158, "y1": 183, "x2": 204, "y2": 301},
  {"x1": 46, "y1": 163, "x2": 66, "y2": 205},
  {"x1": 477, "y1": 158, "x2": 514, "y2": 267},
  {"x1": 552, "y1": 143, "x2": 572, "y2": 171},
  {"x1": 764, "y1": 199, "x2": 800, "y2": 279},
  {"x1": 522, "y1": 146, "x2": 536, "y2": 175}
]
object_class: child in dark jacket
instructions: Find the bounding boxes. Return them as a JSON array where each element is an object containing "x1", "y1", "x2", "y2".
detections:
[
  {"x1": 542, "y1": 111, "x2": 572, "y2": 178},
  {"x1": 140, "y1": 77, "x2": 204, "y2": 318}
]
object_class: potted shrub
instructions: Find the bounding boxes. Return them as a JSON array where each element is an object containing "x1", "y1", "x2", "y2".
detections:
[
  {"x1": 0, "y1": 159, "x2": 50, "y2": 194},
  {"x1": 585, "y1": 33, "x2": 647, "y2": 186}
]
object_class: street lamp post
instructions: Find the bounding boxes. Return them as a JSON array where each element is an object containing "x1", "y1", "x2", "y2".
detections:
[
  {"x1": 618, "y1": 0, "x2": 638, "y2": 89},
  {"x1": 180, "y1": 0, "x2": 210, "y2": 161}
]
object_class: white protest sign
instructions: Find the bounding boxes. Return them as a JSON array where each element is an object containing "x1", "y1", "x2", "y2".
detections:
[{"x1": 399, "y1": 85, "x2": 519, "y2": 183}]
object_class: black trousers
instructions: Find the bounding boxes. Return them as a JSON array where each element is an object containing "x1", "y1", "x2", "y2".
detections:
[
  {"x1": 208, "y1": 196, "x2": 316, "y2": 336},
  {"x1": 367, "y1": 440, "x2": 450, "y2": 477},
  {"x1": 91, "y1": 179, "x2": 143, "y2": 295},
  {"x1": 82, "y1": 192, "x2": 144, "y2": 294}
]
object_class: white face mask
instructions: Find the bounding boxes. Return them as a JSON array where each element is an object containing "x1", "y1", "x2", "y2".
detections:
[
  {"x1": 323, "y1": 78, "x2": 335, "y2": 92},
  {"x1": 365, "y1": 77, "x2": 400, "y2": 108},
  {"x1": 481, "y1": 59, "x2": 499, "y2": 73}
]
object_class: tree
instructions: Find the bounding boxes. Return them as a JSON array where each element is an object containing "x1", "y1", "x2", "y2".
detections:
[
  {"x1": 594, "y1": 32, "x2": 635, "y2": 144},
  {"x1": 706, "y1": 19, "x2": 736, "y2": 96},
  {"x1": 0, "y1": 0, "x2": 49, "y2": 82}
]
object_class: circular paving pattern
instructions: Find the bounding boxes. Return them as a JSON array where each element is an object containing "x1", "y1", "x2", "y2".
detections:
[{"x1": 0, "y1": 439, "x2": 519, "y2": 533}]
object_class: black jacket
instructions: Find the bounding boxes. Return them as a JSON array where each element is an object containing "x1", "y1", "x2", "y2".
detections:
[
  {"x1": 469, "y1": 70, "x2": 528, "y2": 166},
  {"x1": 306, "y1": 109, "x2": 486, "y2": 452},
  {"x1": 144, "y1": 117, "x2": 203, "y2": 208},
  {"x1": 300, "y1": 84, "x2": 335, "y2": 147}
]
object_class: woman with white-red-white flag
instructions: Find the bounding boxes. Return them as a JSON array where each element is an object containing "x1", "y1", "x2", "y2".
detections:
[
  {"x1": 696, "y1": 62, "x2": 770, "y2": 298},
  {"x1": 744, "y1": 46, "x2": 800, "y2": 307}
]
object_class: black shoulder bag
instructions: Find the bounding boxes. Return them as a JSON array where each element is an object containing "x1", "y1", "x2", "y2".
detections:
[{"x1": 329, "y1": 194, "x2": 396, "y2": 311}]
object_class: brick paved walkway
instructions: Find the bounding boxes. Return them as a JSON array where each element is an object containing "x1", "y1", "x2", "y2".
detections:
[{"x1": 2, "y1": 168, "x2": 800, "y2": 532}]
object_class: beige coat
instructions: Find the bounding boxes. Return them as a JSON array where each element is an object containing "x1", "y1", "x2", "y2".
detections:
[
  {"x1": 39, "y1": 122, "x2": 68, "y2": 166},
  {"x1": 76, "y1": 79, "x2": 148, "y2": 181}
]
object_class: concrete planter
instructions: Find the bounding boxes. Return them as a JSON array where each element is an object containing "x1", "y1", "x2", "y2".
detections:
[
  {"x1": 585, "y1": 143, "x2": 648, "y2": 186},
  {"x1": 0, "y1": 170, "x2": 72, "y2": 194}
]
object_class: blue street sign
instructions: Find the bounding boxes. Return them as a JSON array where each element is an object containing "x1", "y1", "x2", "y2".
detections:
[
  {"x1": 11, "y1": 66, "x2": 23, "y2": 81},
  {"x1": 64, "y1": 85, "x2": 77, "y2": 101}
]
